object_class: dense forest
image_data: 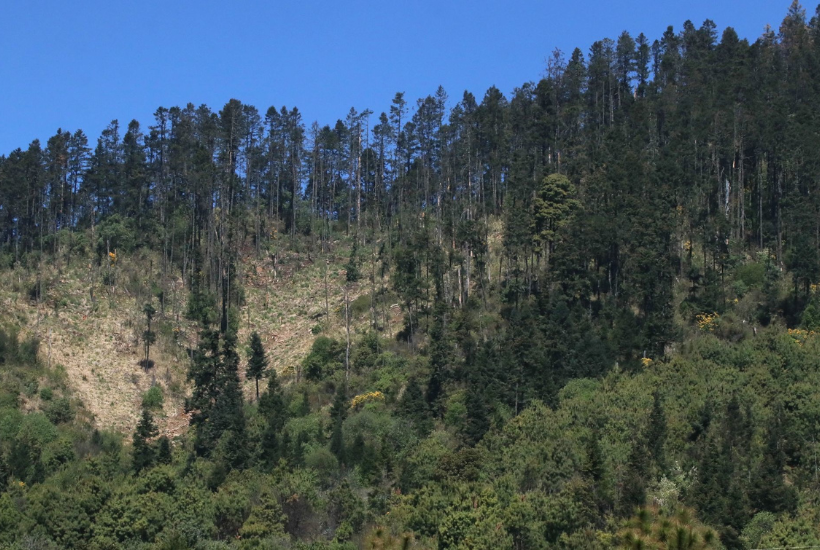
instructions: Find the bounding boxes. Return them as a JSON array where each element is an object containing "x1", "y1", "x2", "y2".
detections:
[{"x1": 3, "y1": 2, "x2": 820, "y2": 548}]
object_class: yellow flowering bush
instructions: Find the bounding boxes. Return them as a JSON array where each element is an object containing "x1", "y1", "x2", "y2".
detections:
[
  {"x1": 695, "y1": 312, "x2": 719, "y2": 332},
  {"x1": 350, "y1": 391, "x2": 385, "y2": 410},
  {"x1": 788, "y1": 328, "x2": 817, "y2": 346},
  {"x1": 641, "y1": 357, "x2": 653, "y2": 368}
]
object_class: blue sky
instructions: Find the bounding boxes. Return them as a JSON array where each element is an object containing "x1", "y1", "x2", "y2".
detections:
[{"x1": 0, "y1": 0, "x2": 796, "y2": 153}]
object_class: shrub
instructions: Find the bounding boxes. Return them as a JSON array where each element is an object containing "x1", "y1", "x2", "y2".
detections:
[
  {"x1": 43, "y1": 397, "x2": 74, "y2": 424},
  {"x1": 18, "y1": 336, "x2": 40, "y2": 365},
  {"x1": 736, "y1": 262, "x2": 765, "y2": 289},
  {"x1": 302, "y1": 337, "x2": 343, "y2": 381},
  {"x1": 349, "y1": 294, "x2": 370, "y2": 318},
  {"x1": 142, "y1": 385, "x2": 164, "y2": 410}
]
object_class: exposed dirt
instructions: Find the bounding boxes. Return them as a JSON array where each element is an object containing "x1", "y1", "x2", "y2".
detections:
[{"x1": 0, "y1": 242, "x2": 386, "y2": 436}]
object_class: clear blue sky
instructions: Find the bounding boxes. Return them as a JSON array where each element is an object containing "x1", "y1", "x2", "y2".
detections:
[{"x1": 0, "y1": 0, "x2": 797, "y2": 154}]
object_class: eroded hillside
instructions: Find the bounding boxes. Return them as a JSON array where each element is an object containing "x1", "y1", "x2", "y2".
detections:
[{"x1": 0, "y1": 241, "x2": 383, "y2": 435}]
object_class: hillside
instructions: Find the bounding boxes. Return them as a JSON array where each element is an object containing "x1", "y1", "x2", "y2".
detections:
[
  {"x1": 4, "y1": 3, "x2": 820, "y2": 549},
  {"x1": 0, "y1": 240, "x2": 387, "y2": 434}
]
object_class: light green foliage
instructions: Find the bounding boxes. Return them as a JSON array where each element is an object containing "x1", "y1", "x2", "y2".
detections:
[
  {"x1": 239, "y1": 487, "x2": 287, "y2": 543},
  {"x1": 757, "y1": 514, "x2": 820, "y2": 550},
  {"x1": 302, "y1": 336, "x2": 344, "y2": 381},
  {"x1": 531, "y1": 173, "x2": 580, "y2": 260},
  {"x1": 741, "y1": 512, "x2": 776, "y2": 550},
  {"x1": 141, "y1": 385, "x2": 164, "y2": 410}
]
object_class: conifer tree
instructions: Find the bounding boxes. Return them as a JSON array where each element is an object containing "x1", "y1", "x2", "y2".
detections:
[
  {"x1": 156, "y1": 436, "x2": 172, "y2": 465},
  {"x1": 532, "y1": 173, "x2": 579, "y2": 271},
  {"x1": 647, "y1": 391, "x2": 667, "y2": 472},
  {"x1": 619, "y1": 439, "x2": 648, "y2": 516},
  {"x1": 132, "y1": 407, "x2": 158, "y2": 473},
  {"x1": 212, "y1": 328, "x2": 247, "y2": 469},
  {"x1": 425, "y1": 298, "x2": 452, "y2": 415},
  {"x1": 259, "y1": 369, "x2": 288, "y2": 466},
  {"x1": 345, "y1": 240, "x2": 360, "y2": 283},
  {"x1": 141, "y1": 302, "x2": 156, "y2": 368},
  {"x1": 259, "y1": 368, "x2": 287, "y2": 433},
  {"x1": 750, "y1": 403, "x2": 797, "y2": 514},
  {"x1": 463, "y1": 384, "x2": 490, "y2": 446},
  {"x1": 187, "y1": 325, "x2": 246, "y2": 465},
  {"x1": 399, "y1": 378, "x2": 432, "y2": 436},
  {"x1": 246, "y1": 331, "x2": 268, "y2": 401},
  {"x1": 329, "y1": 385, "x2": 347, "y2": 464}
]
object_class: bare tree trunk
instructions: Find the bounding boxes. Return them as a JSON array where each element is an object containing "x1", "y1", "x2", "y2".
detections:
[
  {"x1": 356, "y1": 127, "x2": 362, "y2": 240},
  {"x1": 324, "y1": 258, "x2": 330, "y2": 321},
  {"x1": 344, "y1": 286, "x2": 351, "y2": 384}
]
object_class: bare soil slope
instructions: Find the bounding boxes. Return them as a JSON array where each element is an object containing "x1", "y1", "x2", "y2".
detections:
[{"x1": 0, "y1": 243, "x2": 382, "y2": 435}]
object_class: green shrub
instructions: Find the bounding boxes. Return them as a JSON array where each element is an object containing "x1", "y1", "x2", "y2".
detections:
[
  {"x1": 736, "y1": 262, "x2": 765, "y2": 289},
  {"x1": 302, "y1": 337, "x2": 343, "y2": 381},
  {"x1": 43, "y1": 397, "x2": 74, "y2": 424},
  {"x1": 349, "y1": 294, "x2": 370, "y2": 318},
  {"x1": 142, "y1": 385, "x2": 164, "y2": 410},
  {"x1": 18, "y1": 335, "x2": 40, "y2": 365},
  {"x1": 95, "y1": 214, "x2": 136, "y2": 259}
]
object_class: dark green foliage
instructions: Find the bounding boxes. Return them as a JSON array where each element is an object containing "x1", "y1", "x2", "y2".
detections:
[
  {"x1": 345, "y1": 240, "x2": 360, "y2": 283},
  {"x1": 42, "y1": 397, "x2": 73, "y2": 424},
  {"x1": 186, "y1": 325, "x2": 246, "y2": 467},
  {"x1": 246, "y1": 331, "x2": 268, "y2": 400},
  {"x1": 142, "y1": 302, "x2": 157, "y2": 368},
  {"x1": 399, "y1": 378, "x2": 432, "y2": 436},
  {"x1": 259, "y1": 370, "x2": 288, "y2": 467},
  {"x1": 750, "y1": 403, "x2": 797, "y2": 515},
  {"x1": 462, "y1": 384, "x2": 489, "y2": 446},
  {"x1": 648, "y1": 391, "x2": 667, "y2": 472},
  {"x1": 329, "y1": 385, "x2": 347, "y2": 463},
  {"x1": 132, "y1": 407, "x2": 158, "y2": 473},
  {"x1": 302, "y1": 336, "x2": 343, "y2": 381},
  {"x1": 619, "y1": 439, "x2": 648, "y2": 517},
  {"x1": 156, "y1": 436, "x2": 172, "y2": 465},
  {"x1": 425, "y1": 299, "x2": 453, "y2": 415}
]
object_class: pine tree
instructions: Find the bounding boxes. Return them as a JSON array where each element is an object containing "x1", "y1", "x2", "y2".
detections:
[
  {"x1": 647, "y1": 391, "x2": 667, "y2": 472},
  {"x1": 462, "y1": 384, "x2": 490, "y2": 446},
  {"x1": 259, "y1": 370, "x2": 288, "y2": 467},
  {"x1": 186, "y1": 326, "x2": 221, "y2": 455},
  {"x1": 619, "y1": 439, "x2": 648, "y2": 516},
  {"x1": 425, "y1": 299, "x2": 451, "y2": 415},
  {"x1": 141, "y1": 302, "x2": 157, "y2": 369},
  {"x1": 212, "y1": 328, "x2": 247, "y2": 469},
  {"x1": 132, "y1": 407, "x2": 158, "y2": 473},
  {"x1": 750, "y1": 404, "x2": 797, "y2": 514},
  {"x1": 399, "y1": 378, "x2": 432, "y2": 436},
  {"x1": 259, "y1": 369, "x2": 287, "y2": 433},
  {"x1": 345, "y1": 240, "x2": 360, "y2": 282},
  {"x1": 186, "y1": 325, "x2": 246, "y2": 466},
  {"x1": 280, "y1": 429, "x2": 293, "y2": 464},
  {"x1": 246, "y1": 331, "x2": 268, "y2": 401},
  {"x1": 330, "y1": 385, "x2": 347, "y2": 464},
  {"x1": 156, "y1": 436, "x2": 172, "y2": 465}
]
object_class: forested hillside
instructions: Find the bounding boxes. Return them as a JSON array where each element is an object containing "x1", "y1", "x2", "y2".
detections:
[{"x1": 3, "y1": 2, "x2": 820, "y2": 548}]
